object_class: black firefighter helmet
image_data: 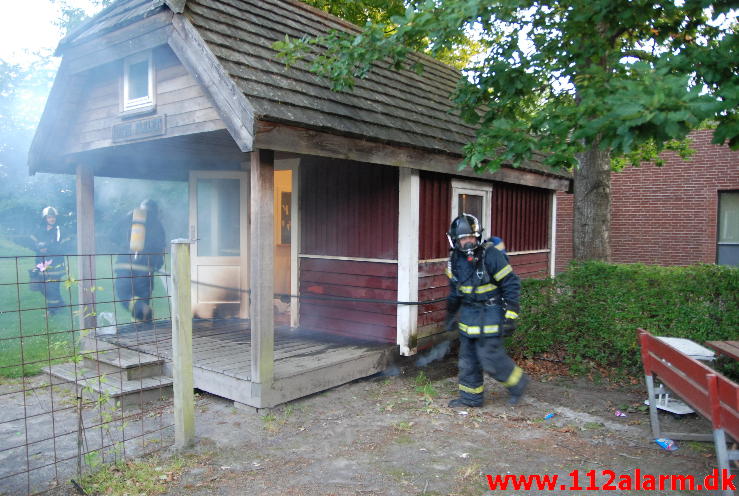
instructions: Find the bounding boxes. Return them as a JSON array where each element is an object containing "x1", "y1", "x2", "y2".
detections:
[{"x1": 447, "y1": 213, "x2": 483, "y2": 256}]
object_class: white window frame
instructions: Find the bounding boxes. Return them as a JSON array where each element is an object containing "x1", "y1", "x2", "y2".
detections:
[
  {"x1": 451, "y1": 179, "x2": 492, "y2": 236},
  {"x1": 122, "y1": 51, "x2": 155, "y2": 114}
]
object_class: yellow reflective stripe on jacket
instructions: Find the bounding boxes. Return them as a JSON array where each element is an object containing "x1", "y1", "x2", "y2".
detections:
[
  {"x1": 459, "y1": 383, "x2": 484, "y2": 394},
  {"x1": 445, "y1": 267, "x2": 453, "y2": 279},
  {"x1": 503, "y1": 366, "x2": 524, "y2": 387},
  {"x1": 459, "y1": 323, "x2": 500, "y2": 335},
  {"x1": 459, "y1": 284, "x2": 497, "y2": 294},
  {"x1": 475, "y1": 283, "x2": 496, "y2": 294},
  {"x1": 458, "y1": 323, "x2": 480, "y2": 335},
  {"x1": 505, "y1": 310, "x2": 519, "y2": 319},
  {"x1": 494, "y1": 264, "x2": 512, "y2": 281}
]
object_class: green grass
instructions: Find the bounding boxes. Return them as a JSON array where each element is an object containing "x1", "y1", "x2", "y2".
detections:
[
  {"x1": 0, "y1": 253, "x2": 171, "y2": 378},
  {"x1": 77, "y1": 455, "x2": 191, "y2": 496}
]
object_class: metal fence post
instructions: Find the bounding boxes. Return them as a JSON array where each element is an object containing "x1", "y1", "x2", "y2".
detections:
[{"x1": 171, "y1": 239, "x2": 194, "y2": 449}]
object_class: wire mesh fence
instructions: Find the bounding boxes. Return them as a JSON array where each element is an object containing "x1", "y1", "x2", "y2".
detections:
[{"x1": 0, "y1": 252, "x2": 175, "y2": 495}]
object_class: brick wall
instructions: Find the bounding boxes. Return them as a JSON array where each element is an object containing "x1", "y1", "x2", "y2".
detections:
[
  {"x1": 556, "y1": 129, "x2": 739, "y2": 271},
  {"x1": 555, "y1": 192, "x2": 574, "y2": 273}
]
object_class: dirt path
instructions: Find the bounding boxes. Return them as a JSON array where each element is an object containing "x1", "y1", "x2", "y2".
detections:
[{"x1": 154, "y1": 354, "x2": 722, "y2": 496}]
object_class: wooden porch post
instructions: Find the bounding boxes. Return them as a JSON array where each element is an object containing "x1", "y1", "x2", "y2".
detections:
[
  {"x1": 75, "y1": 164, "x2": 96, "y2": 331},
  {"x1": 171, "y1": 239, "x2": 195, "y2": 449},
  {"x1": 397, "y1": 167, "x2": 419, "y2": 356},
  {"x1": 250, "y1": 149, "x2": 275, "y2": 397}
]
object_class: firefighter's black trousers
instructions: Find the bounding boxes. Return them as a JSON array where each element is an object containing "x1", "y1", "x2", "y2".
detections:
[
  {"x1": 31, "y1": 263, "x2": 66, "y2": 314},
  {"x1": 114, "y1": 269, "x2": 154, "y2": 322},
  {"x1": 457, "y1": 334, "x2": 526, "y2": 406}
]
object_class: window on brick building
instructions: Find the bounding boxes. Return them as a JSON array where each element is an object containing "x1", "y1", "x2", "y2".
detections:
[{"x1": 717, "y1": 191, "x2": 739, "y2": 266}]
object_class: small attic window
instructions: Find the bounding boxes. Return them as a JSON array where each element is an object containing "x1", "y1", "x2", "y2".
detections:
[{"x1": 122, "y1": 52, "x2": 154, "y2": 113}]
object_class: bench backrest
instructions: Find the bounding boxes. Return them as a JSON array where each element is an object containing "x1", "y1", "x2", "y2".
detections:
[
  {"x1": 638, "y1": 328, "x2": 738, "y2": 442},
  {"x1": 715, "y1": 373, "x2": 739, "y2": 442}
]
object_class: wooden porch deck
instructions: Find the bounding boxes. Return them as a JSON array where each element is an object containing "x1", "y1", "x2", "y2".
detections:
[{"x1": 102, "y1": 319, "x2": 396, "y2": 408}]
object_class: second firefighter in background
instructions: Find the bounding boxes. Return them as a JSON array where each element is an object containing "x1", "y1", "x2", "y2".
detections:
[
  {"x1": 114, "y1": 199, "x2": 166, "y2": 322},
  {"x1": 445, "y1": 213, "x2": 529, "y2": 408}
]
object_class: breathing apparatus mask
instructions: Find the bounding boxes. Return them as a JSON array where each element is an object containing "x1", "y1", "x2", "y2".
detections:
[{"x1": 447, "y1": 213, "x2": 483, "y2": 261}]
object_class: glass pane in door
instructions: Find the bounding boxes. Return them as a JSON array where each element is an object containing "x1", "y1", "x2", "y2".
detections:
[
  {"x1": 458, "y1": 194, "x2": 483, "y2": 222},
  {"x1": 196, "y1": 178, "x2": 240, "y2": 257},
  {"x1": 718, "y1": 191, "x2": 739, "y2": 266}
]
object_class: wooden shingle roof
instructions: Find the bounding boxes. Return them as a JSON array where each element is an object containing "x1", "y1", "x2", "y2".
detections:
[
  {"x1": 185, "y1": 0, "x2": 477, "y2": 156},
  {"x1": 57, "y1": 0, "x2": 169, "y2": 53}
]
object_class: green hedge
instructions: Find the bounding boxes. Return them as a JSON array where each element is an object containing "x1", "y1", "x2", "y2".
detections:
[{"x1": 511, "y1": 262, "x2": 739, "y2": 377}]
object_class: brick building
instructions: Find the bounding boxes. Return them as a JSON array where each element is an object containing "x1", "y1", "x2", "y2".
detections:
[{"x1": 555, "y1": 129, "x2": 739, "y2": 272}]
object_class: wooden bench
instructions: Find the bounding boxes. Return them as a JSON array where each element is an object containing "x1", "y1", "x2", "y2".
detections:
[
  {"x1": 638, "y1": 329, "x2": 738, "y2": 494},
  {"x1": 707, "y1": 340, "x2": 739, "y2": 361}
]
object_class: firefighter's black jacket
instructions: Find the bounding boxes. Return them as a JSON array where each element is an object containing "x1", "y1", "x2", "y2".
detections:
[
  {"x1": 446, "y1": 243, "x2": 521, "y2": 337},
  {"x1": 114, "y1": 210, "x2": 166, "y2": 273}
]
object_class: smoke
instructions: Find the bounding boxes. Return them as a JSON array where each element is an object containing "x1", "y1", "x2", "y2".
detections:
[
  {"x1": 414, "y1": 340, "x2": 451, "y2": 367},
  {"x1": 380, "y1": 365, "x2": 401, "y2": 377},
  {"x1": 94, "y1": 177, "x2": 188, "y2": 253}
]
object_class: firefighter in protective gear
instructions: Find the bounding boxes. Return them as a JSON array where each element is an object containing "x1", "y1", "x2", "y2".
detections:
[
  {"x1": 29, "y1": 206, "x2": 70, "y2": 313},
  {"x1": 114, "y1": 199, "x2": 166, "y2": 322},
  {"x1": 445, "y1": 213, "x2": 529, "y2": 407}
]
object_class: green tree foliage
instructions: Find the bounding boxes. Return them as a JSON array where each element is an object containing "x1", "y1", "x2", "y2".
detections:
[
  {"x1": 279, "y1": 0, "x2": 738, "y2": 260},
  {"x1": 300, "y1": 0, "x2": 407, "y2": 26},
  {"x1": 298, "y1": 0, "x2": 483, "y2": 69}
]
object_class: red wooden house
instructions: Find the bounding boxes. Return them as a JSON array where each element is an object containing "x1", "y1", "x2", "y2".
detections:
[{"x1": 30, "y1": 0, "x2": 570, "y2": 408}]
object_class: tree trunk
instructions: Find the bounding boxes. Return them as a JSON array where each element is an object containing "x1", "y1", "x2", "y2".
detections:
[{"x1": 573, "y1": 141, "x2": 612, "y2": 261}]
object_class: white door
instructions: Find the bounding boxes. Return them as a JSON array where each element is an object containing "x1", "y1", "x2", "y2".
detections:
[{"x1": 189, "y1": 171, "x2": 249, "y2": 319}]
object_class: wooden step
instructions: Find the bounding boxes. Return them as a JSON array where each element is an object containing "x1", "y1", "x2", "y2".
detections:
[
  {"x1": 81, "y1": 347, "x2": 164, "y2": 380},
  {"x1": 45, "y1": 363, "x2": 173, "y2": 410}
]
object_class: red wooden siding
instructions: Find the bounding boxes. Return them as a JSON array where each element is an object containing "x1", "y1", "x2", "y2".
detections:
[
  {"x1": 418, "y1": 260, "x2": 448, "y2": 329},
  {"x1": 492, "y1": 182, "x2": 550, "y2": 252},
  {"x1": 419, "y1": 172, "x2": 451, "y2": 260},
  {"x1": 300, "y1": 158, "x2": 399, "y2": 259},
  {"x1": 299, "y1": 258, "x2": 397, "y2": 342},
  {"x1": 509, "y1": 252, "x2": 549, "y2": 279}
]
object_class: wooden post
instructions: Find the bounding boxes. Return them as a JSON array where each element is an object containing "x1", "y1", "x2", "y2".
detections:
[
  {"x1": 171, "y1": 239, "x2": 195, "y2": 449},
  {"x1": 397, "y1": 168, "x2": 419, "y2": 356},
  {"x1": 75, "y1": 164, "x2": 96, "y2": 331},
  {"x1": 250, "y1": 149, "x2": 275, "y2": 396},
  {"x1": 290, "y1": 162, "x2": 300, "y2": 329}
]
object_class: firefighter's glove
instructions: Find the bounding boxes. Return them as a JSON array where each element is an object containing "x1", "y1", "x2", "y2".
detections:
[{"x1": 501, "y1": 309, "x2": 519, "y2": 337}]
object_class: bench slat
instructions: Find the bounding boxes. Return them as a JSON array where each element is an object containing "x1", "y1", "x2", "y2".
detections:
[
  {"x1": 647, "y1": 351, "x2": 713, "y2": 419},
  {"x1": 717, "y1": 374, "x2": 739, "y2": 441}
]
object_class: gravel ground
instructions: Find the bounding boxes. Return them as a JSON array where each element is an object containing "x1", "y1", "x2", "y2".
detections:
[{"x1": 13, "y1": 348, "x2": 731, "y2": 496}]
